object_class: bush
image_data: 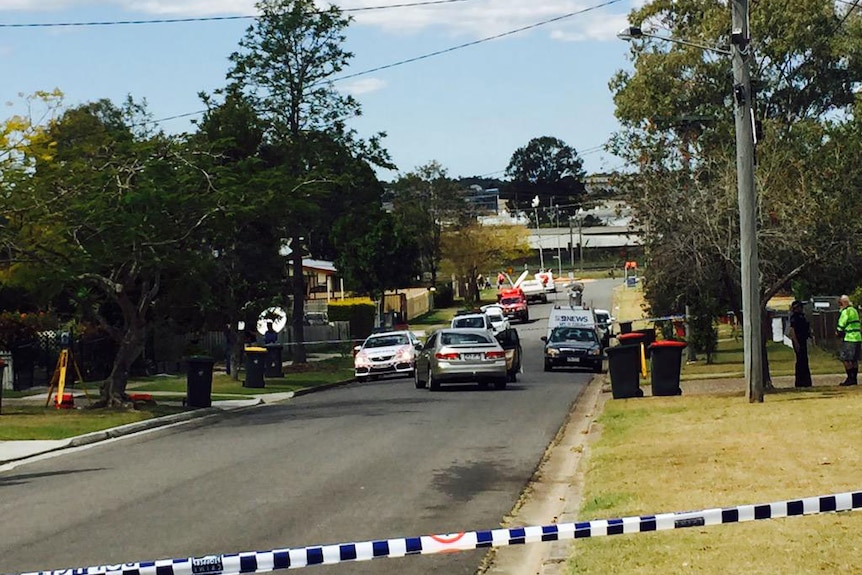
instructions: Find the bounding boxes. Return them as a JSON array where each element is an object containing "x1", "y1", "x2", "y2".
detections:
[
  {"x1": 433, "y1": 283, "x2": 454, "y2": 308},
  {"x1": 328, "y1": 298, "x2": 376, "y2": 340}
]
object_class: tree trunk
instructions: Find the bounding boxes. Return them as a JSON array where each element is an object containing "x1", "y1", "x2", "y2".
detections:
[
  {"x1": 98, "y1": 328, "x2": 145, "y2": 406},
  {"x1": 292, "y1": 239, "x2": 307, "y2": 364}
]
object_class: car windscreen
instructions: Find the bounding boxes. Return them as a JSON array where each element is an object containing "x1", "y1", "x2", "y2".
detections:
[
  {"x1": 486, "y1": 313, "x2": 504, "y2": 323},
  {"x1": 549, "y1": 327, "x2": 597, "y2": 343},
  {"x1": 453, "y1": 317, "x2": 486, "y2": 329},
  {"x1": 500, "y1": 297, "x2": 521, "y2": 305},
  {"x1": 441, "y1": 332, "x2": 493, "y2": 346},
  {"x1": 365, "y1": 335, "x2": 409, "y2": 348}
]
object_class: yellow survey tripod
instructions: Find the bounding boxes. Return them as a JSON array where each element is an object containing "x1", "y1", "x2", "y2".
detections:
[{"x1": 45, "y1": 332, "x2": 91, "y2": 408}]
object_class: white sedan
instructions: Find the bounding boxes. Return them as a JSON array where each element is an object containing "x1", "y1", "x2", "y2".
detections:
[
  {"x1": 354, "y1": 330, "x2": 423, "y2": 381},
  {"x1": 480, "y1": 304, "x2": 510, "y2": 334}
]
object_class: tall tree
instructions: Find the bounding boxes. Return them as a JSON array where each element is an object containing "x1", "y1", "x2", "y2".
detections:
[
  {"x1": 441, "y1": 224, "x2": 532, "y2": 304},
  {"x1": 0, "y1": 97, "x2": 219, "y2": 405},
  {"x1": 224, "y1": 0, "x2": 390, "y2": 363},
  {"x1": 505, "y1": 136, "x2": 586, "y2": 218},
  {"x1": 610, "y1": 0, "x2": 862, "y2": 384},
  {"x1": 389, "y1": 161, "x2": 464, "y2": 286}
]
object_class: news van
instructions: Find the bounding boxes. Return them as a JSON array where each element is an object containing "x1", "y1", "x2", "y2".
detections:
[{"x1": 541, "y1": 305, "x2": 603, "y2": 373}]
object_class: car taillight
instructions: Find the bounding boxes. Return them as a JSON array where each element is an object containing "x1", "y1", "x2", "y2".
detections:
[
  {"x1": 435, "y1": 352, "x2": 460, "y2": 360},
  {"x1": 485, "y1": 350, "x2": 506, "y2": 360}
]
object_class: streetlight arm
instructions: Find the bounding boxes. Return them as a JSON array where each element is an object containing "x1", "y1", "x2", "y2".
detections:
[{"x1": 617, "y1": 26, "x2": 731, "y2": 56}]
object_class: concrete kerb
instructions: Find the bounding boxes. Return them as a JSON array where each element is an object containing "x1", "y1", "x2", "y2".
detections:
[{"x1": 0, "y1": 378, "x2": 357, "y2": 466}]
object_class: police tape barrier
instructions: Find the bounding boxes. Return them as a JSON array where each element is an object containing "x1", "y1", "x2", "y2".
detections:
[{"x1": 11, "y1": 490, "x2": 862, "y2": 575}]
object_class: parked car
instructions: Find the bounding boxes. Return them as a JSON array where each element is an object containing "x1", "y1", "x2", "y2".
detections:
[
  {"x1": 519, "y1": 279, "x2": 548, "y2": 303},
  {"x1": 542, "y1": 326, "x2": 603, "y2": 373},
  {"x1": 304, "y1": 311, "x2": 329, "y2": 326},
  {"x1": 414, "y1": 328, "x2": 508, "y2": 390},
  {"x1": 497, "y1": 288, "x2": 529, "y2": 322},
  {"x1": 354, "y1": 330, "x2": 423, "y2": 381},
  {"x1": 480, "y1": 304, "x2": 510, "y2": 334},
  {"x1": 594, "y1": 308, "x2": 614, "y2": 348},
  {"x1": 495, "y1": 327, "x2": 522, "y2": 382},
  {"x1": 451, "y1": 312, "x2": 495, "y2": 333}
]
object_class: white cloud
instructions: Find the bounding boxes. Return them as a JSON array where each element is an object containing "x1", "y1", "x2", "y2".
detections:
[
  {"x1": 0, "y1": 0, "x2": 635, "y2": 42},
  {"x1": 339, "y1": 77, "x2": 386, "y2": 95}
]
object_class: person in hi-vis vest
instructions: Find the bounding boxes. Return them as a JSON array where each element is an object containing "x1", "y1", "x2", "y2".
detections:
[{"x1": 837, "y1": 295, "x2": 862, "y2": 386}]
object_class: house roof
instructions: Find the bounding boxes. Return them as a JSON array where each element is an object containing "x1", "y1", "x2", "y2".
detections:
[{"x1": 302, "y1": 259, "x2": 337, "y2": 275}]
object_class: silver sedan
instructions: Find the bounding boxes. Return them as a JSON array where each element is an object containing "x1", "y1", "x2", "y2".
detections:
[{"x1": 414, "y1": 328, "x2": 508, "y2": 390}]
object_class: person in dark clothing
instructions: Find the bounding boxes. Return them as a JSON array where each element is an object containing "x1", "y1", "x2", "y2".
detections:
[
  {"x1": 264, "y1": 321, "x2": 278, "y2": 344},
  {"x1": 788, "y1": 300, "x2": 812, "y2": 387}
]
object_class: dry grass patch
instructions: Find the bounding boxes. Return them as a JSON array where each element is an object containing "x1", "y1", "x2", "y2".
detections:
[{"x1": 568, "y1": 388, "x2": 862, "y2": 573}]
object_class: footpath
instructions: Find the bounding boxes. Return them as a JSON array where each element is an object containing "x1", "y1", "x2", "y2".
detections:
[{"x1": 0, "y1": 378, "x2": 351, "y2": 467}]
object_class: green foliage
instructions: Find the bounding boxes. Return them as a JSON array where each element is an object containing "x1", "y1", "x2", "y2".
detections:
[
  {"x1": 610, "y1": 0, "x2": 862, "y2": 363},
  {"x1": 389, "y1": 161, "x2": 467, "y2": 284},
  {"x1": 433, "y1": 283, "x2": 455, "y2": 308},
  {"x1": 328, "y1": 298, "x2": 375, "y2": 340},
  {"x1": 504, "y1": 136, "x2": 586, "y2": 215}
]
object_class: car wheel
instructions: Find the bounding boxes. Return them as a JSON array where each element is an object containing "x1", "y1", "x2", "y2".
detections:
[
  {"x1": 428, "y1": 366, "x2": 440, "y2": 391},
  {"x1": 495, "y1": 379, "x2": 507, "y2": 390},
  {"x1": 544, "y1": 360, "x2": 552, "y2": 372},
  {"x1": 593, "y1": 362, "x2": 603, "y2": 374},
  {"x1": 508, "y1": 370, "x2": 517, "y2": 382},
  {"x1": 523, "y1": 312, "x2": 530, "y2": 323},
  {"x1": 414, "y1": 367, "x2": 425, "y2": 389}
]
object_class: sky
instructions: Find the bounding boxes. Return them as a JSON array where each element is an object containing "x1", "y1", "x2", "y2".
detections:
[{"x1": 0, "y1": 0, "x2": 643, "y2": 181}]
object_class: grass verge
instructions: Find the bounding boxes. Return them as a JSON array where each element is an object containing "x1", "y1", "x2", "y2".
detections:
[
  {"x1": 0, "y1": 403, "x2": 188, "y2": 441},
  {"x1": 568, "y1": 386, "x2": 862, "y2": 573},
  {"x1": 0, "y1": 356, "x2": 354, "y2": 440}
]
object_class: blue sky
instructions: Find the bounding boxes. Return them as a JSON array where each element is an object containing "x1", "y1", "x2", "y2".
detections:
[{"x1": 0, "y1": 0, "x2": 641, "y2": 180}]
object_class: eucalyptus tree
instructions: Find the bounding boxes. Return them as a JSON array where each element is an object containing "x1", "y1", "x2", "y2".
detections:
[
  {"x1": 504, "y1": 136, "x2": 586, "y2": 218},
  {"x1": 0, "y1": 97, "x2": 220, "y2": 405},
  {"x1": 610, "y1": 0, "x2": 862, "y2": 379},
  {"x1": 223, "y1": 0, "x2": 391, "y2": 362},
  {"x1": 389, "y1": 161, "x2": 465, "y2": 286}
]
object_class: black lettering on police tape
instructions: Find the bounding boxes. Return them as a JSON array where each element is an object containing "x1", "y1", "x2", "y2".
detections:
[
  {"x1": 674, "y1": 516, "x2": 706, "y2": 529},
  {"x1": 191, "y1": 556, "x2": 223, "y2": 574}
]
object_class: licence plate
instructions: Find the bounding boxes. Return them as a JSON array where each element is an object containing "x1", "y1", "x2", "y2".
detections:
[
  {"x1": 566, "y1": 357, "x2": 581, "y2": 363},
  {"x1": 463, "y1": 353, "x2": 482, "y2": 360}
]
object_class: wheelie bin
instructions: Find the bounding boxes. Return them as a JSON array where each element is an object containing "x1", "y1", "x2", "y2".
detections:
[
  {"x1": 606, "y1": 344, "x2": 643, "y2": 399},
  {"x1": 649, "y1": 340, "x2": 687, "y2": 396},
  {"x1": 264, "y1": 344, "x2": 284, "y2": 378},
  {"x1": 186, "y1": 355, "x2": 216, "y2": 408},
  {"x1": 243, "y1": 346, "x2": 267, "y2": 388}
]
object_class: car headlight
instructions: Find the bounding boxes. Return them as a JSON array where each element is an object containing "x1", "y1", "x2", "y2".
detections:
[
  {"x1": 395, "y1": 346, "x2": 413, "y2": 361},
  {"x1": 545, "y1": 347, "x2": 560, "y2": 357},
  {"x1": 591, "y1": 347, "x2": 602, "y2": 356},
  {"x1": 354, "y1": 351, "x2": 371, "y2": 368}
]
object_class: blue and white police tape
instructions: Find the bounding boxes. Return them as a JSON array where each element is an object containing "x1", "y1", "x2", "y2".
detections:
[{"x1": 11, "y1": 489, "x2": 861, "y2": 575}]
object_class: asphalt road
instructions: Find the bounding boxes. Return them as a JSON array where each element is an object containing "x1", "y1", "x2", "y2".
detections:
[{"x1": 0, "y1": 280, "x2": 615, "y2": 575}]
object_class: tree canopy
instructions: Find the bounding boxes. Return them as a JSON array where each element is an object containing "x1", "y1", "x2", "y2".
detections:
[
  {"x1": 609, "y1": 0, "x2": 862, "y2": 379},
  {"x1": 504, "y1": 136, "x2": 586, "y2": 218}
]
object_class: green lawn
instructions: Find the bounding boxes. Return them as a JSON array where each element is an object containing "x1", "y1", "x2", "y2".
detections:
[
  {"x1": 131, "y1": 356, "x2": 353, "y2": 394},
  {"x1": 0, "y1": 356, "x2": 355, "y2": 440}
]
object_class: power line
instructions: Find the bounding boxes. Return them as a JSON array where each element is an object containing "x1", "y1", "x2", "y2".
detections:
[
  {"x1": 0, "y1": 0, "x2": 472, "y2": 28},
  {"x1": 331, "y1": 0, "x2": 627, "y2": 83},
  {"x1": 142, "y1": 0, "x2": 626, "y2": 128}
]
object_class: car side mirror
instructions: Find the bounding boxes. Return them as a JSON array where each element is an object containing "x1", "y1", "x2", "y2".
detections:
[
  {"x1": 415, "y1": 343, "x2": 423, "y2": 351},
  {"x1": 540, "y1": 336, "x2": 547, "y2": 342},
  {"x1": 353, "y1": 345, "x2": 361, "y2": 352}
]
